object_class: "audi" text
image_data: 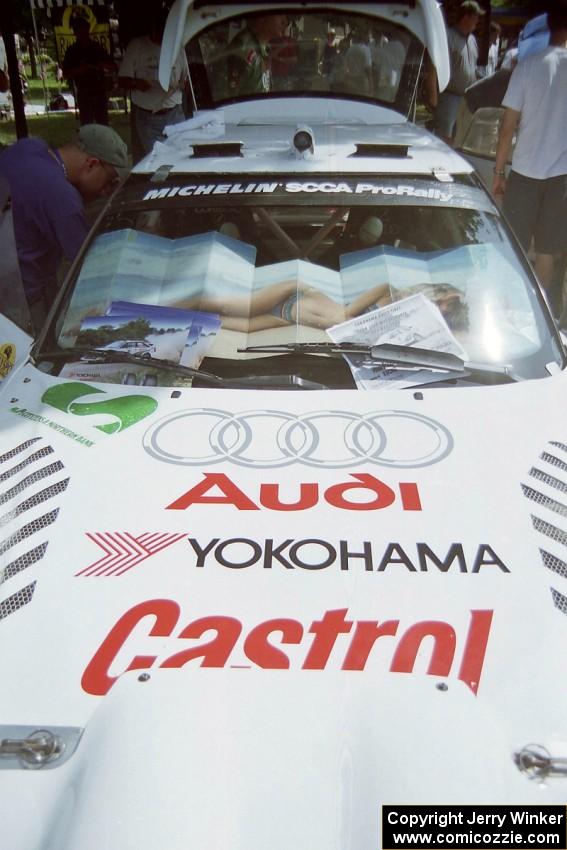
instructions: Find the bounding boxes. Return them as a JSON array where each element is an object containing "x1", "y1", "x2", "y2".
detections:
[{"x1": 166, "y1": 472, "x2": 422, "y2": 512}]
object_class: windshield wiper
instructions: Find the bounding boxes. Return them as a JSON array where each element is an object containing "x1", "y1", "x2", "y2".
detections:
[
  {"x1": 35, "y1": 348, "x2": 329, "y2": 390},
  {"x1": 239, "y1": 342, "x2": 520, "y2": 383}
]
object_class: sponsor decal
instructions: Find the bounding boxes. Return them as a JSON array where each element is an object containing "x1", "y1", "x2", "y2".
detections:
[
  {"x1": 143, "y1": 183, "x2": 279, "y2": 201},
  {"x1": 285, "y1": 182, "x2": 454, "y2": 201},
  {"x1": 81, "y1": 601, "x2": 493, "y2": 697},
  {"x1": 10, "y1": 406, "x2": 95, "y2": 447},
  {"x1": 187, "y1": 538, "x2": 510, "y2": 573},
  {"x1": 144, "y1": 409, "x2": 453, "y2": 469},
  {"x1": 166, "y1": 472, "x2": 422, "y2": 512},
  {"x1": 77, "y1": 532, "x2": 186, "y2": 577},
  {"x1": 140, "y1": 181, "x2": 480, "y2": 206},
  {"x1": 76, "y1": 532, "x2": 510, "y2": 576},
  {"x1": 0, "y1": 343, "x2": 16, "y2": 379},
  {"x1": 41, "y1": 382, "x2": 158, "y2": 435}
]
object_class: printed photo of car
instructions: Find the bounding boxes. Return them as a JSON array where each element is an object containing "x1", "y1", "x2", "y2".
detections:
[
  {"x1": 1, "y1": 2, "x2": 566, "y2": 849},
  {"x1": 98, "y1": 338, "x2": 156, "y2": 357}
]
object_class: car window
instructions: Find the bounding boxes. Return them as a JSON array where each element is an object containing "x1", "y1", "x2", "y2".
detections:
[
  {"x1": 47, "y1": 176, "x2": 560, "y2": 389},
  {"x1": 187, "y1": 10, "x2": 420, "y2": 116}
]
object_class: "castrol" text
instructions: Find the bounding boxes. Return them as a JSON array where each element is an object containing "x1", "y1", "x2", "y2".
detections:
[{"x1": 81, "y1": 603, "x2": 493, "y2": 697}]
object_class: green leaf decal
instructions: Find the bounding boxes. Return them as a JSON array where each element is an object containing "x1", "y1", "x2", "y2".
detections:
[{"x1": 42, "y1": 382, "x2": 158, "y2": 434}]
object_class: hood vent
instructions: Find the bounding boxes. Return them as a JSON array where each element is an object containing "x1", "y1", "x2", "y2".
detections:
[
  {"x1": 522, "y1": 441, "x2": 567, "y2": 616},
  {"x1": 350, "y1": 143, "x2": 409, "y2": 158},
  {"x1": 0, "y1": 438, "x2": 68, "y2": 622},
  {"x1": 191, "y1": 142, "x2": 243, "y2": 159}
]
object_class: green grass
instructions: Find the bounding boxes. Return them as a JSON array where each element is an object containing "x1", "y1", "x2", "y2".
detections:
[
  {"x1": 0, "y1": 111, "x2": 131, "y2": 150},
  {"x1": 26, "y1": 76, "x2": 64, "y2": 104}
]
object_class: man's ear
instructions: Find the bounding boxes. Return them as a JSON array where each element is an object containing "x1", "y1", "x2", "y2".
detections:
[{"x1": 84, "y1": 156, "x2": 101, "y2": 172}]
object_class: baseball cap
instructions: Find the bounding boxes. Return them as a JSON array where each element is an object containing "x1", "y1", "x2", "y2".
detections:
[
  {"x1": 76, "y1": 124, "x2": 130, "y2": 180},
  {"x1": 459, "y1": 1, "x2": 486, "y2": 15}
]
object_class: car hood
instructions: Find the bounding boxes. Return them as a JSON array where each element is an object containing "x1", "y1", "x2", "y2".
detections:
[
  {"x1": 2, "y1": 362, "x2": 567, "y2": 847},
  {"x1": 159, "y1": 0, "x2": 451, "y2": 93}
]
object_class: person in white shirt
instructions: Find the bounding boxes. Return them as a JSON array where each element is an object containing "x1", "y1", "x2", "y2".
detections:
[
  {"x1": 479, "y1": 21, "x2": 501, "y2": 77},
  {"x1": 118, "y1": 12, "x2": 187, "y2": 155},
  {"x1": 492, "y1": 3, "x2": 567, "y2": 297},
  {"x1": 370, "y1": 26, "x2": 406, "y2": 101},
  {"x1": 344, "y1": 31, "x2": 372, "y2": 95}
]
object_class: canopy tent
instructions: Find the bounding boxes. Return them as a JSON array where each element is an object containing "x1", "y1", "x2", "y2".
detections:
[{"x1": 30, "y1": 0, "x2": 107, "y2": 14}]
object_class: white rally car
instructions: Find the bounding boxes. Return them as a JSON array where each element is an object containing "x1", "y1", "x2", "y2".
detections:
[{"x1": 1, "y1": 2, "x2": 567, "y2": 848}]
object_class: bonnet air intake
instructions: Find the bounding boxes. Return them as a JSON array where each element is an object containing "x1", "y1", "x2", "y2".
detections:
[
  {"x1": 350, "y1": 144, "x2": 410, "y2": 158},
  {"x1": 191, "y1": 142, "x2": 243, "y2": 158}
]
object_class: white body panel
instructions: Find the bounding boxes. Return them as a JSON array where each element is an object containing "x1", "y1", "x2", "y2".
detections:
[
  {"x1": 2, "y1": 10, "x2": 565, "y2": 842},
  {"x1": 136, "y1": 113, "x2": 472, "y2": 176},
  {"x1": 2, "y1": 361, "x2": 567, "y2": 847}
]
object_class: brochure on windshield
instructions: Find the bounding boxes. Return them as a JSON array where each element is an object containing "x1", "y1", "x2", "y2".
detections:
[
  {"x1": 60, "y1": 300, "x2": 221, "y2": 383},
  {"x1": 58, "y1": 229, "x2": 529, "y2": 379},
  {"x1": 58, "y1": 228, "x2": 255, "y2": 348},
  {"x1": 328, "y1": 293, "x2": 467, "y2": 390}
]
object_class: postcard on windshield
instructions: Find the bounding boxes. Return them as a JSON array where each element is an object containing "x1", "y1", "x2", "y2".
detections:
[
  {"x1": 70, "y1": 304, "x2": 215, "y2": 366},
  {"x1": 106, "y1": 300, "x2": 221, "y2": 368}
]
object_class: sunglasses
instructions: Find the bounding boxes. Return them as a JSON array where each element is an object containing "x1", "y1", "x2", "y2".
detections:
[{"x1": 98, "y1": 160, "x2": 120, "y2": 190}]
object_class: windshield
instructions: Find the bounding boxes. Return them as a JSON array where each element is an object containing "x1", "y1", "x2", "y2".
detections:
[
  {"x1": 186, "y1": 10, "x2": 421, "y2": 116},
  {"x1": 45, "y1": 176, "x2": 560, "y2": 390}
]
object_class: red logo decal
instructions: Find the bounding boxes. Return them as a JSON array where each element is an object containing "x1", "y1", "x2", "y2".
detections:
[
  {"x1": 81, "y1": 601, "x2": 493, "y2": 697},
  {"x1": 77, "y1": 532, "x2": 185, "y2": 577}
]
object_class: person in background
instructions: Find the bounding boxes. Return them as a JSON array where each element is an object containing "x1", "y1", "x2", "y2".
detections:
[
  {"x1": 478, "y1": 21, "x2": 501, "y2": 77},
  {"x1": 62, "y1": 15, "x2": 116, "y2": 125},
  {"x1": 118, "y1": 11, "x2": 188, "y2": 155},
  {"x1": 321, "y1": 29, "x2": 338, "y2": 78},
  {"x1": 501, "y1": 41, "x2": 518, "y2": 70},
  {"x1": 226, "y1": 15, "x2": 287, "y2": 96},
  {"x1": 344, "y1": 29, "x2": 372, "y2": 95},
  {"x1": 371, "y1": 24, "x2": 406, "y2": 101},
  {"x1": 0, "y1": 125, "x2": 129, "y2": 331},
  {"x1": 270, "y1": 20, "x2": 298, "y2": 91},
  {"x1": 492, "y1": 3, "x2": 567, "y2": 309},
  {"x1": 430, "y1": 0, "x2": 485, "y2": 145}
]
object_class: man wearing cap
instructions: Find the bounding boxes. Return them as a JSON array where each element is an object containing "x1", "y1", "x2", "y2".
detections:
[
  {"x1": 0, "y1": 124, "x2": 129, "y2": 330},
  {"x1": 431, "y1": 0, "x2": 485, "y2": 145}
]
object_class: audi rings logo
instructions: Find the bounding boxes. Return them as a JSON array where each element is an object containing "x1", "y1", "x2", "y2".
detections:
[{"x1": 143, "y1": 409, "x2": 453, "y2": 469}]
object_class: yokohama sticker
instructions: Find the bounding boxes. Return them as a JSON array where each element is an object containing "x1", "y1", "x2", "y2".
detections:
[
  {"x1": 143, "y1": 408, "x2": 453, "y2": 469},
  {"x1": 76, "y1": 533, "x2": 510, "y2": 575}
]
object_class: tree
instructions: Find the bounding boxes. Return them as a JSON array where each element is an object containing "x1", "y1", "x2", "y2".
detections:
[{"x1": 6, "y1": 0, "x2": 51, "y2": 79}]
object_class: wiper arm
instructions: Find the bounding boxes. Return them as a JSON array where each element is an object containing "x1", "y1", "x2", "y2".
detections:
[
  {"x1": 240, "y1": 342, "x2": 520, "y2": 382},
  {"x1": 35, "y1": 348, "x2": 328, "y2": 390}
]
